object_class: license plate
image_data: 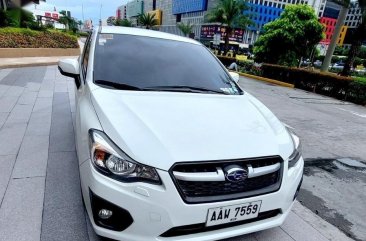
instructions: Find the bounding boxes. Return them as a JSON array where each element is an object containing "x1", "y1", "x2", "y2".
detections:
[{"x1": 206, "y1": 200, "x2": 262, "y2": 227}]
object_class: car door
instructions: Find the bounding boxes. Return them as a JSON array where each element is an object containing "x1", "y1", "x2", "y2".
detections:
[{"x1": 74, "y1": 33, "x2": 92, "y2": 161}]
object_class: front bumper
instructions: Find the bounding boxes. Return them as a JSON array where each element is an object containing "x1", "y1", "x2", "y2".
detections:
[{"x1": 80, "y1": 157, "x2": 304, "y2": 241}]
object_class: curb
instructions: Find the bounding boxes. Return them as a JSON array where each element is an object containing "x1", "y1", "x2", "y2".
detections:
[
  {"x1": 238, "y1": 72, "x2": 294, "y2": 88},
  {"x1": 0, "y1": 61, "x2": 58, "y2": 69}
]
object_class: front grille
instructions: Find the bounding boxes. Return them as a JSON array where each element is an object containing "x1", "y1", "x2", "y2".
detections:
[
  {"x1": 160, "y1": 209, "x2": 281, "y2": 237},
  {"x1": 170, "y1": 156, "x2": 283, "y2": 204}
]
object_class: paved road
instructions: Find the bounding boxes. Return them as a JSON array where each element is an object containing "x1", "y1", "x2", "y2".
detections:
[
  {"x1": 239, "y1": 77, "x2": 366, "y2": 241},
  {"x1": 0, "y1": 66, "x2": 357, "y2": 241}
]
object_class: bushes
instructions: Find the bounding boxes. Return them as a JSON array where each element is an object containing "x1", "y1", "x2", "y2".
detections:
[
  {"x1": 0, "y1": 27, "x2": 79, "y2": 48},
  {"x1": 261, "y1": 64, "x2": 366, "y2": 105}
]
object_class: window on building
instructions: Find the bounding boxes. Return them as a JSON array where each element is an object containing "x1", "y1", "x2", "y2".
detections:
[
  {"x1": 153, "y1": 0, "x2": 156, "y2": 10},
  {"x1": 176, "y1": 14, "x2": 181, "y2": 23}
]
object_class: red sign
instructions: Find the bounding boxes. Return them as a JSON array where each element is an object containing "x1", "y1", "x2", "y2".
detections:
[
  {"x1": 45, "y1": 12, "x2": 51, "y2": 17},
  {"x1": 52, "y1": 13, "x2": 59, "y2": 19}
]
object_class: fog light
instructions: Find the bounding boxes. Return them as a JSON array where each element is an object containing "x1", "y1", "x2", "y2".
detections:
[{"x1": 98, "y1": 209, "x2": 113, "y2": 219}]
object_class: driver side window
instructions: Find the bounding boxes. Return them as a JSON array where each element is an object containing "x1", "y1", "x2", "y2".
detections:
[{"x1": 81, "y1": 34, "x2": 92, "y2": 80}]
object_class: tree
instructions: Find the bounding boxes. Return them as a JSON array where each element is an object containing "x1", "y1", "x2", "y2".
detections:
[
  {"x1": 177, "y1": 22, "x2": 194, "y2": 37},
  {"x1": 138, "y1": 12, "x2": 157, "y2": 29},
  {"x1": 253, "y1": 4, "x2": 324, "y2": 67},
  {"x1": 341, "y1": 1, "x2": 366, "y2": 76},
  {"x1": 77, "y1": 20, "x2": 83, "y2": 30},
  {"x1": 206, "y1": 0, "x2": 252, "y2": 54},
  {"x1": 114, "y1": 19, "x2": 132, "y2": 27},
  {"x1": 58, "y1": 10, "x2": 70, "y2": 30},
  {"x1": 59, "y1": 10, "x2": 77, "y2": 32}
]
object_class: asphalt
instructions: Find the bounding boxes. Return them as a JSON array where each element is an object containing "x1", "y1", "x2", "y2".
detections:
[
  {"x1": 0, "y1": 66, "x2": 360, "y2": 241},
  {"x1": 238, "y1": 77, "x2": 366, "y2": 241}
]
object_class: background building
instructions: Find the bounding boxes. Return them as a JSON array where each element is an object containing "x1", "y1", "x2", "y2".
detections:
[
  {"x1": 116, "y1": 0, "x2": 364, "y2": 47},
  {"x1": 27, "y1": 7, "x2": 66, "y2": 29}
]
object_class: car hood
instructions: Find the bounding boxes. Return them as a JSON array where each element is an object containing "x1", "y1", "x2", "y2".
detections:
[{"x1": 91, "y1": 88, "x2": 293, "y2": 171}]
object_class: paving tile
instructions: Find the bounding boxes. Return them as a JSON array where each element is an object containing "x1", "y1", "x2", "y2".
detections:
[
  {"x1": 33, "y1": 97, "x2": 52, "y2": 113},
  {"x1": 40, "y1": 82, "x2": 54, "y2": 91},
  {"x1": 25, "y1": 82, "x2": 41, "y2": 92},
  {"x1": 11, "y1": 135, "x2": 49, "y2": 179},
  {"x1": 54, "y1": 82, "x2": 68, "y2": 92},
  {"x1": 254, "y1": 227, "x2": 294, "y2": 241},
  {"x1": 3, "y1": 86, "x2": 24, "y2": 97},
  {"x1": 0, "y1": 112, "x2": 9, "y2": 129},
  {"x1": 41, "y1": 205, "x2": 88, "y2": 241},
  {"x1": 0, "y1": 68, "x2": 13, "y2": 82},
  {"x1": 49, "y1": 93, "x2": 75, "y2": 152},
  {"x1": 43, "y1": 151, "x2": 82, "y2": 209},
  {"x1": 0, "y1": 66, "x2": 46, "y2": 87},
  {"x1": 0, "y1": 123, "x2": 27, "y2": 155},
  {"x1": 281, "y1": 212, "x2": 328, "y2": 241},
  {"x1": 25, "y1": 111, "x2": 52, "y2": 136},
  {"x1": 0, "y1": 84, "x2": 11, "y2": 98},
  {"x1": 221, "y1": 233, "x2": 258, "y2": 241},
  {"x1": 5, "y1": 104, "x2": 33, "y2": 124},
  {"x1": 17, "y1": 91, "x2": 38, "y2": 105},
  {"x1": 0, "y1": 96, "x2": 18, "y2": 113},
  {"x1": 38, "y1": 90, "x2": 53, "y2": 98},
  {"x1": 0, "y1": 155, "x2": 16, "y2": 203},
  {"x1": 0, "y1": 177, "x2": 45, "y2": 241}
]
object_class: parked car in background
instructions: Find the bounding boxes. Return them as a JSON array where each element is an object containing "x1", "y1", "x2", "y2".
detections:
[
  {"x1": 331, "y1": 62, "x2": 345, "y2": 70},
  {"x1": 58, "y1": 26, "x2": 304, "y2": 241}
]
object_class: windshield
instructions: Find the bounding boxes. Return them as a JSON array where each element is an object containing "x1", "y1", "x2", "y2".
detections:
[{"x1": 93, "y1": 34, "x2": 242, "y2": 95}]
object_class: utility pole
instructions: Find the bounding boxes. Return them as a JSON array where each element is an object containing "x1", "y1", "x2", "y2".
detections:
[{"x1": 320, "y1": 5, "x2": 349, "y2": 72}]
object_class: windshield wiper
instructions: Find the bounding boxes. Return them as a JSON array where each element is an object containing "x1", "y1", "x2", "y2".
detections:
[
  {"x1": 145, "y1": 85, "x2": 230, "y2": 95},
  {"x1": 94, "y1": 80, "x2": 143, "y2": 90}
]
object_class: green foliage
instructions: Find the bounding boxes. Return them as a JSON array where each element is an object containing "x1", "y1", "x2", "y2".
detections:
[
  {"x1": 1, "y1": 7, "x2": 38, "y2": 29},
  {"x1": 138, "y1": 13, "x2": 157, "y2": 29},
  {"x1": 0, "y1": 27, "x2": 79, "y2": 48},
  {"x1": 58, "y1": 10, "x2": 78, "y2": 32},
  {"x1": 254, "y1": 5, "x2": 324, "y2": 67},
  {"x1": 114, "y1": 19, "x2": 132, "y2": 27},
  {"x1": 206, "y1": 0, "x2": 251, "y2": 28},
  {"x1": 359, "y1": 46, "x2": 366, "y2": 59},
  {"x1": 334, "y1": 46, "x2": 349, "y2": 56},
  {"x1": 0, "y1": 9, "x2": 11, "y2": 27},
  {"x1": 206, "y1": 0, "x2": 252, "y2": 52},
  {"x1": 261, "y1": 64, "x2": 366, "y2": 105},
  {"x1": 177, "y1": 22, "x2": 194, "y2": 37}
]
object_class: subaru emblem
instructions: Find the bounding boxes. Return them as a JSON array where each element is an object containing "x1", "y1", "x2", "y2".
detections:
[{"x1": 224, "y1": 165, "x2": 248, "y2": 182}]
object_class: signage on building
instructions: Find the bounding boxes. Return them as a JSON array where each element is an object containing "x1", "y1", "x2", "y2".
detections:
[
  {"x1": 44, "y1": 12, "x2": 58, "y2": 20},
  {"x1": 200, "y1": 25, "x2": 244, "y2": 42},
  {"x1": 148, "y1": 9, "x2": 162, "y2": 25},
  {"x1": 127, "y1": 0, "x2": 143, "y2": 17},
  {"x1": 172, "y1": 0, "x2": 208, "y2": 14}
]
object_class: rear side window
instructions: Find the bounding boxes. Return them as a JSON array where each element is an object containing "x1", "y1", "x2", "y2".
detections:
[{"x1": 93, "y1": 33, "x2": 241, "y2": 95}]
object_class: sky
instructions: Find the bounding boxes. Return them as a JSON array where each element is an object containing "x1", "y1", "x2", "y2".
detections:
[{"x1": 25, "y1": 0, "x2": 129, "y2": 24}]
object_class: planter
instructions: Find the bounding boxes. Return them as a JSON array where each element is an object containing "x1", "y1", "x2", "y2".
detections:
[{"x1": 0, "y1": 48, "x2": 80, "y2": 58}]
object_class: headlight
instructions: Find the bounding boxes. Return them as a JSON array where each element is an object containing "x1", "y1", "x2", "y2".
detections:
[
  {"x1": 89, "y1": 129, "x2": 161, "y2": 185},
  {"x1": 286, "y1": 126, "x2": 302, "y2": 168}
]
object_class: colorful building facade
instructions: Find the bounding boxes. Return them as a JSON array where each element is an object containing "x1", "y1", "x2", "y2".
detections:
[{"x1": 116, "y1": 0, "x2": 362, "y2": 46}]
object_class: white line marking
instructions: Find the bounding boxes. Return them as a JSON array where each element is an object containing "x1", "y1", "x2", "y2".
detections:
[{"x1": 336, "y1": 107, "x2": 366, "y2": 118}]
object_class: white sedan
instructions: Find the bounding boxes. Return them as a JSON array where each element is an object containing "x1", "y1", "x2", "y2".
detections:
[{"x1": 58, "y1": 26, "x2": 303, "y2": 241}]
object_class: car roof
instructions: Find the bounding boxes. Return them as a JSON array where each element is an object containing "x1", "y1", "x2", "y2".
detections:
[{"x1": 99, "y1": 26, "x2": 200, "y2": 45}]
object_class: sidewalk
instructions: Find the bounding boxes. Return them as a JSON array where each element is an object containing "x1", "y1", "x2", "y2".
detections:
[
  {"x1": 0, "y1": 40, "x2": 84, "y2": 69},
  {"x1": 0, "y1": 66, "x2": 354, "y2": 241},
  {"x1": 0, "y1": 56, "x2": 78, "y2": 69}
]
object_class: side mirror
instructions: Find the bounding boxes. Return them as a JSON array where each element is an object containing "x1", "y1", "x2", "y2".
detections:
[
  {"x1": 229, "y1": 72, "x2": 240, "y2": 83},
  {"x1": 58, "y1": 59, "x2": 81, "y2": 88}
]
